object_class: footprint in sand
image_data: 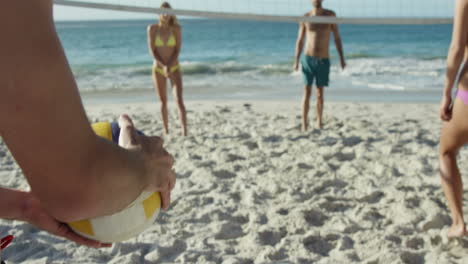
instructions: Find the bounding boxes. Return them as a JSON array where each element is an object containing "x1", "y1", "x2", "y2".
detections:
[
  {"x1": 362, "y1": 208, "x2": 385, "y2": 222},
  {"x1": 343, "y1": 223, "x2": 362, "y2": 234},
  {"x1": 338, "y1": 236, "x2": 355, "y2": 250},
  {"x1": 342, "y1": 136, "x2": 363, "y2": 147},
  {"x1": 213, "y1": 170, "x2": 237, "y2": 179},
  {"x1": 214, "y1": 222, "x2": 245, "y2": 240},
  {"x1": 271, "y1": 151, "x2": 287, "y2": 158},
  {"x1": 333, "y1": 152, "x2": 356, "y2": 162},
  {"x1": 400, "y1": 251, "x2": 424, "y2": 264},
  {"x1": 359, "y1": 191, "x2": 385, "y2": 204},
  {"x1": 290, "y1": 135, "x2": 310, "y2": 141},
  {"x1": 244, "y1": 141, "x2": 259, "y2": 150},
  {"x1": 313, "y1": 179, "x2": 348, "y2": 194},
  {"x1": 190, "y1": 154, "x2": 202, "y2": 160},
  {"x1": 276, "y1": 208, "x2": 289, "y2": 216},
  {"x1": 237, "y1": 133, "x2": 251, "y2": 140},
  {"x1": 297, "y1": 163, "x2": 314, "y2": 169},
  {"x1": 404, "y1": 197, "x2": 420, "y2": 209},
  {"x1": 320, "y1": 136, "x2": 339, "y2": 146},
  {"x1": 319, "y1": 200, "x2": 352, "y2": 213},
  {"x1": 258, "y1": 229, "x2": 287, "y2": 246},
  {"x1": 267, "y1": 248, "x2": 288, "y2": 261},
  {"x1": 303, "y1": 209, "x2": 328, "y2": 227},
  {"x1": 406, "y1": 237, "x2": 424, "y2": 250},
  {"x1": 421, "y1": 213, "x2": 450, "y2": 231},
  {"x1": 385, "y1": 235, "x2": 402, "y2": 245},
  {"x1": 303, "y1": 234, "x2": 339, "y2": 257},
  {"x1": 262, "y1": 135, "x2": 283, "y2": 143},
  {"x1": 225, "y1": 154, "x2": 246, "y2": 162},
  {"x1": 198, "y1": 160, "x2": 216, "y2": 168}
]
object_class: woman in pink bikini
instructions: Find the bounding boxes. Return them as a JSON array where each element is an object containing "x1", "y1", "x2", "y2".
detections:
[
  {"x1": 147, "y1": 2, "x2": 187, "y2": 136},
  {"x1": 439, "y1": 0, "x2": 468, "y2": 238}
]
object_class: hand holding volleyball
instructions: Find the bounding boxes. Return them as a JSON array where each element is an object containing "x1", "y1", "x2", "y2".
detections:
[{"x1": 118, "y1": 114, "x2": 176, "y2": 210}]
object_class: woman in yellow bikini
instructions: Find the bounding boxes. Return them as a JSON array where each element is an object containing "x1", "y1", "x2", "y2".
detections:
[{"x1": 147, "y1": 2, "x2": 187, "y2": 136}]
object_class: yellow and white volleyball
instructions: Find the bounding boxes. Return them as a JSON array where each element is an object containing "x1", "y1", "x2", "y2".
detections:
[
  {"x1": 67, "y1": 122, "x2": 161, "y2": 242},
  {"x1": 68, "y1": 191, "x2": 161, "y2": 243}
]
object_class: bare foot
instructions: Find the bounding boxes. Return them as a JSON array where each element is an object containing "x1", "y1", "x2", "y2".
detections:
[{"x1": 447, "y1": 224, "x2": 467, "y2": 238}]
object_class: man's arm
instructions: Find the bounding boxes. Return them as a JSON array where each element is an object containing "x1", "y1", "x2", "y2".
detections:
[
  {"x1": 147, "y1": 26, "x2": 168, "y2": 65},
  {"x1": 330, "y1": 12, "x2": 346, "y2": 70},
  {"x1": 294, "y1": 21, "x2": 306, "y2": 71},
  {"x1": 444, "y1": 0, "x2": 468, "y2": 98},
  {"x1": 0, "y1": 1, "x2": 173, "y2": 222}
]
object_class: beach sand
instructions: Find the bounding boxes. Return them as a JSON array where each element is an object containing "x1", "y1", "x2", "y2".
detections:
[{"x1": 1, "y1": 100, "x2": 468, "y2": 263}]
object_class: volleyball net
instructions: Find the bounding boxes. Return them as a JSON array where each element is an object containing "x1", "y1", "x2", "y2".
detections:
[
  {"x1": 53, "y1": 0, "x2": 454, "y2": 99},
  {"x1": 54, "y1": 0, "x2": 453, "y2": 24}
]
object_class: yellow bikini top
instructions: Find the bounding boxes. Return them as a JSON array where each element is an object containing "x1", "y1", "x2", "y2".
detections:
[{"x1": 155, "y1": 31, "x2": 176, "y2": 47}]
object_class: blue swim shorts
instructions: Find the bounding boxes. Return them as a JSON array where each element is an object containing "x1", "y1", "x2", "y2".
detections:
[{"x1": 301, "y1": 55, "x2": 330, "y2": 87}]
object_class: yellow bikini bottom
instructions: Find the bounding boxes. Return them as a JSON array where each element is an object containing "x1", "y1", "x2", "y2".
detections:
[{"x1": 153, "y1": 64, "x2": 180, "y2": 77}]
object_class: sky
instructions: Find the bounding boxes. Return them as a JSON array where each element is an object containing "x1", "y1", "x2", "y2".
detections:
[{"x1": 53, "y1": 0, "x2": 454, "y2": 21}]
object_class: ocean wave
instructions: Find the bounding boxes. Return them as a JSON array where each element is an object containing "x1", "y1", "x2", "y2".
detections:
[
  {"x1": 181, "y1": 64, "x2": 215, "y2": 75},
  {"x1": 181, "y1": 62, "x2": 292, "y2": 75},
  {"x1": 338, "y1": 57, "x2": 446, "y2": 78},
  {"x1": 73, "y1": 61, "x2": 294, "y2": 78},
  {"x1": 72, "y1": 55, "x2": 446, "y2": 79},
  {"x1": 421, "y1": 55, "x2": 447, "y2": 60},
  {"x1": 347, "y1": 53, "x2": 380, "y2": 59}
]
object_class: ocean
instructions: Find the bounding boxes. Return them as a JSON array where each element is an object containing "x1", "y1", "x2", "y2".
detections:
[{"x1": 55, "y1": 19, "x2": 451, "y2": 103}]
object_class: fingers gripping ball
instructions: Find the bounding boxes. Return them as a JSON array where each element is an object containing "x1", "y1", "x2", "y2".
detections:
[{"x1": 68, "y1": 122, "x2": 161, "y2": 243}]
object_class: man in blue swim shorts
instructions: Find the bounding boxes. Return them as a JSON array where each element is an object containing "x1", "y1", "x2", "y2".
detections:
[{"x1": 294, "y1": 0, "x2": 346, "y2": 130}]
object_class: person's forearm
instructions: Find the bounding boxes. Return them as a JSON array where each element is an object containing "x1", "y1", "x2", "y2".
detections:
[
  {"x1": 295, "y1": 41, "x2": 304, "y2": 62},
  {"x1": 0, "y1": 1, "x2": 150, "y2": 222},
  {"x1": 167, "y1": 48, "x2": 181, "y2": 66},
  {"x1": 0, "y1": 188, "x2": 28, "y2": 220},
  {"x1": 152, "y1": 49, "x2": 169, "y2": 66},
  {"x1": 335, "y1": 39, "x2": 345, "y2": 63},
  {"x1": 71, "y1": 137, "x2": 149, "y2": 221},
  {"x1": 444, "y1": 45, "x2": 465, "y2": 97}
]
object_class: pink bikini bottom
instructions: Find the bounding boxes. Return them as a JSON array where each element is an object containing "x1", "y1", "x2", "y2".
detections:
[{"x1": 457, "y1": 89, "x2": 468, "y2": 105}]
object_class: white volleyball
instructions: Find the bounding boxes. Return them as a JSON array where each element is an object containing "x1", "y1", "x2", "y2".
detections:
[{"x1": 68, "y1": 191, "x2": 161, "y2": 243}]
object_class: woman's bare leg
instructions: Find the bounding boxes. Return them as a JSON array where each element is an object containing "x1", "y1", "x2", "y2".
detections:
[
  {"x1": 152, "y1": 70, "x2": 169, "y2": 134},
  {"x1": 170, "y1": 70, "x2": 187, "y2": 136},
  {"x1": 440, "y1": 96, "x2": 468, "y2": 237}
]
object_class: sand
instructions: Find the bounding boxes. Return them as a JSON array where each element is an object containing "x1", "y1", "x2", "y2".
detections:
[{"x1": 1, "y1": 100, "x2": 468, "y2": 263}]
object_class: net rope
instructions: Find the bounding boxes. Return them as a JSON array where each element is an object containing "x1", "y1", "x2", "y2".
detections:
[{"x1": 54, "y1": 0, "x2": 453, "y2": 25}]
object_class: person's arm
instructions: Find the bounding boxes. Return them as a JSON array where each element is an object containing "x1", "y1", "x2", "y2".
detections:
[
  {"x1": 0, "y1": 188, "x2": 29, "y2": 221},
  {"x1": 444, "y1": 0, "x2": 468, "y2": 97},
  {"x1": 0, "y1": 1, "x2": 174, "y2": 222},
  {"x1": 440, "y1": 0, "x2": 468, "y2": 120},
  {"x1": 147, "y1": 25, "x2": 169, "y2": 66},
  {"x1": 166, "y1": 26, "x2": 182, "y2": 68},
  {"x1": 294, "y1": 21, "x2": 306, "y2": 71},
  {"x1": 331, "y1": 12, "x2": 346, "y2": 70},
  {"x1": 0, "y1": 188, "x2": 109, "y2": 248}
]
